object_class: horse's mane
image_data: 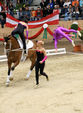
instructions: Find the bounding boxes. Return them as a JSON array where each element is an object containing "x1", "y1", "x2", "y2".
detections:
[
  {"x1": 4, "y1": 34, "x2": 18, "y2": 43},
  {"x1": 8, "y1": 35, "x2": 18, "y2": 42}
]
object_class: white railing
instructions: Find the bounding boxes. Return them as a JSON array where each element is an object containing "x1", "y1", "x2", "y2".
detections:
[
  {"x1": 0, "y1": 48, "x2": 66, "y2": 62},
  {"x1": 46, "y1": 48, "x2": 66, "y2": 56},
  {"x1": 0, "y1": 55, "x2": 7, "y2": 62}
]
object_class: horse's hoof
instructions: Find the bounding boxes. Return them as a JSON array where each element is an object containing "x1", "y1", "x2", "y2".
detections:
[
  {"x1": 9, "y1": 77, "x2": 13, "y2": 81},
  {"x1": 25, "y1": 77, "x2": 29, "y2": 80},
  {"x1": 46, "y1": 76, "x2": 49, "y2": 81},
  {"x1": 6, "y1": 82, "x2": 10, "y2": 87}
]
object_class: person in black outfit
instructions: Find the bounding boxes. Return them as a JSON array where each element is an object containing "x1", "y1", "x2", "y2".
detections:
[
  {"x1": 35, "y1": 40, "x2": 49, "y2": 85},
  {"x1": 40, "y1": 0, "x2": 47, "y2": 17},
  {"x1": 47, "y1": 5, "x2": 53, "y2": 15},
  {"x1": 11, "y1": 18, "x2": 28, "y2": 54},
  {"x1": 0, "y1": 15, "x2": 5, "y2": 28}
]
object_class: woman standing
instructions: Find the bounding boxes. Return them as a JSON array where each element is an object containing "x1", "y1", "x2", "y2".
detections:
[{"x1": 35, "y1": 40, "x2": 48, "y2": 85}]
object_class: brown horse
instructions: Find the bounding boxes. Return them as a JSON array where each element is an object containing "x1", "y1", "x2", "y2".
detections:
[{"x1": 4, "y1": 35, "x2": 37, "y2": 86}]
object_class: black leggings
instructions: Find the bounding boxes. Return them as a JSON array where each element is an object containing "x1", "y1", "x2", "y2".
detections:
[
  {"x1": 35, "y1": 61, "x2": 48, "y2": 85},
  {"x1": 11, "y1": 29, "x2": 26, "y2": 54}
]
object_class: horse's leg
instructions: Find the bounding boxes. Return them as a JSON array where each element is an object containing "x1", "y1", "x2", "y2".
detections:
[
  {"x1": 6, "y1": 61, "x2": 12, "y2": 86},
  {"x1": 11, "y1": 60, "x2": 20, "y2": 71},
  {"x1": 26, "y1": 54, "x2": 36, "y2": 79},
  {"x1": 7, "y1": 61, "x2": 19, "y2": 85}
]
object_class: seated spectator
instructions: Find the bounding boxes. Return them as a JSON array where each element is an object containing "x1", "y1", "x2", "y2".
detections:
[
  {"x1": 63, "y1": 0, "x2": 71, "y2": 7},
  {"x1": 73, "y1": 6, "x2": 80, "y2": 20},
  {"x1": 79, "y1": 0, "x2": 83, "y2": 7},
  {"x1": 36, "y1": 7, "x2": 42, "y2": 20},
  {"x1": 79, "y1": 0, "x2": 83, "y2": 19},
  {"x1": 2, "y1": 2, "x2": 8, "y2": 12},
  {"x1": 0, "y1": 10, "x2": 6, "y2": 24},
  {"x1": 53, "y1": 0, "x2": 59, "y2": 8},
  {"x1": 64, "y1": 5, "x2": 69, "y2": 21},
  {"x1": 53, "y1": 5, "x2": 57, "y2": 13},
  {"x1": 46, "y1": 0, "x2": 50, "y2": 6},
  {"x1": 8, "y1": 2, "x2": 14, "y2": 16},
  {"x1": 30, "y1": 8, "x2": 37, "y2": 21},
  {"x1": 47, "y1": 5, "x2": 53, "y2": 15},
  {"x1": 59, "y1": 0, "x2": 64, "y2": 8},
  {"x1": 48, "y1": 0, "x2": 54, "y2": 9},
  {"x1": 53, "y1": 5, "x2": 59, "y2": 13},
  {"x1": 0, "y1": 15, "x2": 5, "y2": 28},
  {"x1": 68, "y1": 4, "x2": 73, "y2": 20},
  {"x1": 40, "y1": 0, "x2": 46, "y2": 8},
  {"x1": 24, "y1": 7, "x2": 30, "y2": 21},
  {"x1": 60, "y1": 5, "x2": 65, "y2": 16},
  {"x1": 80, "y1": 5, "x2": 83, "y2": 19},
  {"x1": 19, "y1": 8, "x2": 24, "y2": 20},
  {"x1": 40, "y1": 0, "x2": 46, "y2": 17},
  {"x1": 43, "y1": 7, "x2": 48, "y2": 17},
  {"x1": 72, "y1": 0, "x2": 79, "y2": 7}
]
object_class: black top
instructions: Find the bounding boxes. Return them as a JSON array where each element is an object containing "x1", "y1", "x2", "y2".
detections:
[
  {"x1": 36, "y1": 51, "x2": 44, "y2": 62},
  {"x1": 17, "y1": 23, "x2": 26, "y2": 33}
]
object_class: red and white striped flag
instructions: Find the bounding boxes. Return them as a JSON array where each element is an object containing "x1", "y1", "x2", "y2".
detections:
[{"x1": 6, "y1": 10, "x2": 59, "y2": 29}]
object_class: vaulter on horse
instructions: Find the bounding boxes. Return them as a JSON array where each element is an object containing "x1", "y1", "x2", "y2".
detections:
[{"x1": 11, "y1": 18, "x2": 28, "y2": 55}]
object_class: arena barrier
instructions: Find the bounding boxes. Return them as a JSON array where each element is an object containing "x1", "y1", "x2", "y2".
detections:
[
  {"x1": 0, "y1": 55, "x2": 7, "y2": 62},
  {"x1": 0, "y1": 48, "x2": 66, "y2": 62},
  {"x1": 46, "y1": 48, "x2": 66, "y2": 56}
]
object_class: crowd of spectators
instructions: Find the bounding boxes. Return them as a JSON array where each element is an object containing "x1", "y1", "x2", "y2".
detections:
[
  {"x1": 40, "y1": 0, "x2": 83, "y2": 20},
  {"x1": 0, "y1": 0, "x2": 83, "y2": 28},
  {"x1": 18, "y1": 0, "x2": 83, "y2": 21}
]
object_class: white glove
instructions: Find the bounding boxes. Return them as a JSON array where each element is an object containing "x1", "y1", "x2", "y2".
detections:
[
  {"x1": 77, "y1": 31, "x2": 81, "y2": 37},
  {"x1": 26, "y1": 39, "x2": 29, "y2": 44},
  {"x1": 72, "y1": 40, "x2": 75, "y2": 47}
]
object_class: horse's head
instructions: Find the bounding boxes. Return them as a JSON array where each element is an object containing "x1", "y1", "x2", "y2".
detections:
[
  {"x1": 4, "y1": 35, "x2": 12, "y2": 42},
  {"x1": 4, "y1": 35, "x2": 12, "y2": 50}
]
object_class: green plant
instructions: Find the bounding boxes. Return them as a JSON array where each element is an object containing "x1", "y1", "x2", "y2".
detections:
[
  {"x1": 15, "y1": 3, "x2": 23, "y2": 10},
  {"x1": 70, "y1": 24, "x2": 78, "y2": 30}
]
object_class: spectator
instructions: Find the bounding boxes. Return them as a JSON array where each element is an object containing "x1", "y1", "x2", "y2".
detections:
[
  {"x1": 40, "y1": 0, "x2": 46, "y2": 17},
  {"x1": 0, "y1": 10, "x2": 6, "y2": 24},
  {"x1": 53, "y1": 5, "x2": 59, "y2": 13},
  {"x1": 58, "y1": 0, "x2": 64, "y2": 17},
  {"x1": 53, "y1": 0, "x2": 59, "y2": 7},
  {"x1": 36, "y1": 7, "x2": 42, "y2": 20},
  {"x1": 68, "y1": 4, "x2": 73, "y2": 20},
  {"x1": 72, "y1": 0, "x2": 79, "y2": 7},
  {"x1": 73, "y1": 7, "x2": 80, "y2": 20},
  {"x1": 47, "y1": 5, "x2": 53, "y2": 15},
  {"x1": 46, "y1": 0, "x2": 50, "y2": 6},
  {"x1": 40, "y1": 0, "x2": 46, "y2": 9},
  {"x1": 59, "y1": 0, "x2": 64, "y2": 8},
  {"x1": 0, "y1": 15, "x2": 5, "y2": 28},
  {"x1": 30, "y1": 8, "x2": 37, "y2": 21},
  {"x1": 19, "y1": 8, "x2": 24, "y2": 20},
  {"x1": 2, "y1": 2, "x2": 8, "y2": 12},
  {"x1": 60, "y1": 5, "x2": 65, "y2": 16},
  {"x1": 63, "y1": 0, "x2": 71, "y2": 7},
  {"x1": 79, "y1": 0, "x2": 83, "y2": 19},
  {"x1": 43, "y1": 7, "x2": 48, "y2": 17},
  {"x1": 48, "y1": 0, "x2": 54, "y2": 9},
  {"x1": 8, "y1": 2, "x2": 14, "y2": 16},
  {"x1": 80, "y1": 5, "x2": 83, "y2": 19},
  {"x1": 64, "y1": 5, "x2": 69, "y2": 21},
  {"x1": 79, "y1": 0, "x2": 83, "y2": 7},
  {"x1": 24, "y1": 7, "x2": 30, "y2": 21}
]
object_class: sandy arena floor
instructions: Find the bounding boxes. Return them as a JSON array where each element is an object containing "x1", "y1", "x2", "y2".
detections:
[{"x1": 0, "y1": 26, "x2": 83, "y2": 113}]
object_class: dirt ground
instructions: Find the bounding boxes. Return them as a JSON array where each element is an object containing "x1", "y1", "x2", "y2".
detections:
[{"x1": 0, "y1": 25, "x2": 83, "y2": 113}]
